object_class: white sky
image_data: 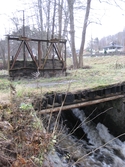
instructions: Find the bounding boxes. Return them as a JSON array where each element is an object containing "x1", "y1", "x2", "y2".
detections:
[
  {"x1": 0, "y1": 0, "x2": 24, "y2": 36},
  {"x1": 75, "y1": 0, "x2": 125, "y2": 48},
  {"x1": 0, "y1": 0, "x2": 125, "y2": 48}
]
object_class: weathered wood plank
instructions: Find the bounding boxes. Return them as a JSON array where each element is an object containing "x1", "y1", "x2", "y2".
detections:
[{"x1": 38, "y1": 94, "x2": 124, "y2": 114}]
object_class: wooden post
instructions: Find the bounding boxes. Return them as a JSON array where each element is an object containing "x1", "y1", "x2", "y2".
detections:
[
  {"x1": 23, "y1": 11, "x2": 26, "y2": 67},
  {"x1": 64, "y1": 40, "x2": 66, "y2": 71},
  {"x1": 10, "y1": 41, "x2": 24, "y2": 70},
  {"x1": 38, "y1": 94, "x2": 124, "y2": 114},
  {"x1": 38, "y1": 41, "x2": 42, "y2": 67},
  {"x1": 7, "y1": 36, "x2": 10, "y2": 75}
]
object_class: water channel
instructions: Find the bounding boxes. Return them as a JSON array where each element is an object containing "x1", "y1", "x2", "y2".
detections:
[
  {"x1": 51, "y1": 108, "x2": 125, "y2": 167},
  {"x1": 44, "y1": 99, "x2": 125, "y2": 167}
]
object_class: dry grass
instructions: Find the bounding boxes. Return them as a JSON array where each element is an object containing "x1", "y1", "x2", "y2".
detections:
[{"x1": 1, "y1": 55, "x2": 125, "y2": 102}]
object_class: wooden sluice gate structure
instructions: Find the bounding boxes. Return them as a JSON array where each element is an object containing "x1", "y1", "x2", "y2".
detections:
[
  {"x1": 33, "y1": 82, "x2": 125, "y2": 114},
  {"x1": 7, "y1": 35, "x2": 67, "y2": 77}
]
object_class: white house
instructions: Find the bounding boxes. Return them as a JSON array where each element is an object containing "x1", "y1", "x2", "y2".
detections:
[
  {"x1": 99, "y1": 43, "x2": 123, "y2": 54},
  {"x1": 104, "y1": 44, "x2": 123, "y2": 54}
]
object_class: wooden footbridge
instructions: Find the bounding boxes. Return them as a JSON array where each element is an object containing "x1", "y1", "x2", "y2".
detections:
[{"x1": 33, "y1": 82, "x2": 125, "y2": 114}]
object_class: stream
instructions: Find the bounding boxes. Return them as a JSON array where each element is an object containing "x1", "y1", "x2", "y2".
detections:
[{"x1": 45, "y1": 108, "x2": 125, "y2": 167}]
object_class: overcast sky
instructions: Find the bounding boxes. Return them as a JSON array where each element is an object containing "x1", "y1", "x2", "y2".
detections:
[
  {"x1": 90, "y1": 0, "x2": 125, "y2": 39},
  {"x1": 0, "y1": 0, "x2": 23, "y2": 36},
  {"x1": 0, "y1": 0, "x2": 125, "y2": 47},
  {"x1": 75, "y1": 0, "x2": 125, "y2": 48}
]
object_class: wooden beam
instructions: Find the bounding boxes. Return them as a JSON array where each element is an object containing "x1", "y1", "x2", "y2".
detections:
[
  {"x1": 7, "y1": 37, "x2": 10, "y2": 73},
  {"x1": 8, "y1": 36, "x2": 67, "y2": 44},
  {"x1": 41, "y1": 44, "x2": 53, "y2": 69},
  {"x1": 10, "y1": 41, "x2": 24, "y2": 70},
  {"x1": 38, "y1": 94, "x2": 124, "y2": 114},
  {"x1": 25, "y1": 41, "x2": 38, "y2": 68},
  {"x1": 38, "y1": 41, "x2": 42, "y2": 67}
]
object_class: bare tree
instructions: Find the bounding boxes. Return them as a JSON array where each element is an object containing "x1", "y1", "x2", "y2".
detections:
[
  {"x1": 38, "y1": 0, "x2": 44, "y2": 36},
  {"x1": 78, "y1": 0, "x2": 91, "y2": 68},
  {"x1": 67, "y1": 0, "x2": 78, "y2": 69},
  {"x1": 62, "y1": 1, "x2": 69, "y2": 39},
  {"x1": 51, "y1": 0, "x2": 57, "y2": 38},
  {"x1": 10, "y1": 17, "x2": 19, "y2": 32},
  {"x1": 67, "y1": 0, "x2": 92, "y2": 68},
  {"x1": 46, "y1": 0, "x2": 51, "y2": 41},
  {"x1": 58, "y1": 0, "x2": 63, "y2": 39}
]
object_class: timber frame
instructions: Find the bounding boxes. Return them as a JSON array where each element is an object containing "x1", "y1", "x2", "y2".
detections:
[{"x1": 7, "y1": 35, "x2": 67, "y2": 77}]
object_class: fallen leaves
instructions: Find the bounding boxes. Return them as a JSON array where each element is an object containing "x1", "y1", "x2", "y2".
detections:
[
  {"x1": 0, "y1": 102, "x2": 54, "y2": 167},
  {"x1": 0, "y1": 121, "x2": 13, "y2": 131}
]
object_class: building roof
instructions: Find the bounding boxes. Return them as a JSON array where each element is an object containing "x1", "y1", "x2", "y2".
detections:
[{"x1": 104, "y1": 44, "x2": 123, "y2": 49}]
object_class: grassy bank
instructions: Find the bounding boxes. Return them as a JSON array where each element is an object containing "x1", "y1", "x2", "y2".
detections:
[{"x1": 1, "y1": 55, "x2": 125, "y2": 102}]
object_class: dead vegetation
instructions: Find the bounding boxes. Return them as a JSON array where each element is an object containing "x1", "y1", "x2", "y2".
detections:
[{"x1": 0, "y1": 90, "x2": 56, "y2": 167}]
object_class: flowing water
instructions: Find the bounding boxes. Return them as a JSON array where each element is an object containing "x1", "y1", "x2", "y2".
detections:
[{"x1": 56, "y1": 108, "x2": 125, "y2": 167}]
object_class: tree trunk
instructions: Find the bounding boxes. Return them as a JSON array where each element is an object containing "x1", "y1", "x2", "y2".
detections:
[
  {"x1": 51, "y1": 0, "x2": 56, "y2": 39},
  {"x1": 78, "y1": 0, "x2": 91, "y2": 68},
  {"x1": 58, "y1": 0, "x2": 63, "y2": 39},
  {"x1": 67, "y1": 0, "x2": 78, "y2": 69},
  {"x1": 38, "y1": 0, "x2": 44, "y2": 36},
  {"x1": 47, "y1": 0, "x2": 51, "y2": 44},
  {"x1": 62, "y1": 3, "x2": 69, "y2": 39},
  {"x1": 38, "y1": 0, "x2": 46, "y2": 57}
]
